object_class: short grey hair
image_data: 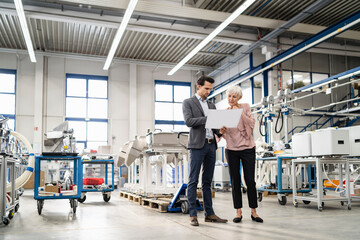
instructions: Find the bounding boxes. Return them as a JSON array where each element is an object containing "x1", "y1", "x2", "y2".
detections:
[{"x1": 226, "y1": 85, "x2": 243, "y2": 99}]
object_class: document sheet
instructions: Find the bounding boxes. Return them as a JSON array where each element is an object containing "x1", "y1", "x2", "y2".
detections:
[{"x1": 205, "y1": 109, "x2": 243, "y2": 129}]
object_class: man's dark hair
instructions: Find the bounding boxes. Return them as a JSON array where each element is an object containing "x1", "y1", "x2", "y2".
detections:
[{"x1": 197, "y1": 75, "x2": 215, "y2": 86}]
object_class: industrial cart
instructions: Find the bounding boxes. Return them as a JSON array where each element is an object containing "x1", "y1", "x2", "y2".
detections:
[
  {"x1": 292, "y1": 157, "x2": 351, "y2": 211},
  {"x1": 257, "y1": 156, "x2": 312, "y2": 205},
  {"x1": 1, "y1": 155, "x2": 20, "y2": 225},
  {"x1": 79, "y1": 156, "x2": 115, "y2": 203},
  {"x1": 34, "y1": 155, "x2": 82, "y2": 215}
]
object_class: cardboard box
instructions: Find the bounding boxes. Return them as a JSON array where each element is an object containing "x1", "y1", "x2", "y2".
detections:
[
  {"x1": 45, "y1": 184, "x2": 59, "y2": 193},
  {"x1": 23, "y1": 171, "x2": 45, "y2": 189},
  {"x1": 353, "y1": 188, "x2": 360, "y2": 196}
]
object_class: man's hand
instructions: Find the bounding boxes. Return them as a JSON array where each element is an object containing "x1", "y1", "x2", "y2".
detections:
[{"x1": 219, "y1": 126, "x2": 227, "y2": 135}]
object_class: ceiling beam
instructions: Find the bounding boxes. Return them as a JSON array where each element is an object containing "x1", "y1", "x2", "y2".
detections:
[
  {"x1": 60, "y1": 0, "x2": 360, "y2": 41},
  {"x1": 0, "y1": 47, "x2": 214, "y2": 71}
]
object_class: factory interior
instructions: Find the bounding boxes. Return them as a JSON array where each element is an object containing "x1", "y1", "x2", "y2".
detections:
[{"x1": 1, "y1": 0, "x2": 360, "y2": 239}]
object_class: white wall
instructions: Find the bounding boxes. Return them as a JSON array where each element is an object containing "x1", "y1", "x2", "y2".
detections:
[{"x1": 0, "y1": 53, "x2": 195, "y2": 154}]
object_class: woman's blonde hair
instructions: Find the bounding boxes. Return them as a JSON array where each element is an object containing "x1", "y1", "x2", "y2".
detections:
[{"x1": 226, "y1": 85, "x2": 243, "y2": 99}]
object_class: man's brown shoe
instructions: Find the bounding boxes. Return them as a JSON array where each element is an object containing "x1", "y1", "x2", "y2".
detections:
[
  {"x1": 190, "y1": 216, "x2": 199, "y2": 226},
  {"x1": 205, "y1": 214, "x2": 228, "y2": 223}
]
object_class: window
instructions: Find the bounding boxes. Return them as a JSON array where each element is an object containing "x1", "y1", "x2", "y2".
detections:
[
  {"x1": 65, "y1": 74, "x2": 108, "y2": 152},
  {"x1": 154, "y1": 80, "x2": 191, "y2": 132},
  {"x1": 0, "y1": 69, "x2": 16, "y2": 130},
  {"x1": 309, "y1": 73, "x2": 330, "y2": 92},
  {"x1": 239, "y1": 80, "x2": 252, "y2": 104}
]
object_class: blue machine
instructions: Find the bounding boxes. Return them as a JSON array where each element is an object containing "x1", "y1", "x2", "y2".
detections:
[
  {"x1": 34, "y1": 155, "x2": 82, "y2": 215},
  {"x1": 79, "y1": 157, "x2": 115, "y2": 203},
  {"x1": 167, "y1": 183, "x2": 203, "y2": 213}
]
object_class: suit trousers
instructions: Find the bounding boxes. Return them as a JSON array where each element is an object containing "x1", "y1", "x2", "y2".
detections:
[
  {"x1": 188, "y1": 141, "x2": 216, "y2": 217},
  {"x1": 225, "y1": 147, "x2": 258, "y2": 209}
]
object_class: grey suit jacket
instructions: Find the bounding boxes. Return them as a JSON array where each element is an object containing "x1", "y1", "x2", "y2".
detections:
[{"x1": 182, "y1": 95, "x2": 219, "y2": 149}]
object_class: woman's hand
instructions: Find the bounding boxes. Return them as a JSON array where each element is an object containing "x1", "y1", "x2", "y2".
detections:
[{"x1": 220, "y1": 126, "x2": 227, "y2": 134}]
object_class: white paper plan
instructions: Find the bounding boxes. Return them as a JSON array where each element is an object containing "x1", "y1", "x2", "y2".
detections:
[{"x1": 205, "y1": 109, "x2": 243, "y2": 129}]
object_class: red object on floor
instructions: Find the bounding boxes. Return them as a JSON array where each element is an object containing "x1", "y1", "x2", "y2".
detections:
[{"x1": 83, "y1": 178, "x2": 104, "y2": 185}]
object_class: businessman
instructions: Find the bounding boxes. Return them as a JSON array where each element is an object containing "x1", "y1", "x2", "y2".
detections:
[{"x1": 182, "y1": 75, "x2": 228, "y2": 226}]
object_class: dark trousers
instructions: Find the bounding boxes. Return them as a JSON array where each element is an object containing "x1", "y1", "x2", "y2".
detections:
[
  {"x1": 225, "y1": 147, "x2": 258, "y2": 209},
  {"x1": 188, "y1": 142, "x2": 216, "y2": 217}
]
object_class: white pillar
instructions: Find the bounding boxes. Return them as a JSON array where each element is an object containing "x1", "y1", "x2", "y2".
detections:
[
  {"x1": 183, "y1": 153, "x2": 189, "y2": 183},
  {"x1": 33, "y1": 55, "x2": 44, "y2": 154},
  {"x1": 162, "y1": 152, "x2": 167, "y2": 188},
  {"x1": 129, "y1": 64, "x2": 137, "y2": 140}
]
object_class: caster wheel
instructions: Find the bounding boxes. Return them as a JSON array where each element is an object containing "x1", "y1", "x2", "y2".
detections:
[
  {"x1": 181, "y1": 201, "x2": 189, "y2": 214},
  {"x1": 294, "y1": 202, "x2": 298, "y2": 208},
  {"x1": 15, "y1": 204, "x2": 20, "y2": 212},
  {"x1": 318, "y1": 207, "x2": 323, "y2": 211},
  {"x1": 103, "y1": 194, "x2": 111, "y2": 202},
  {"x1": 258, "y1": 192, "x2": 263, "y2": 202},
  {"x1": 322, "y1": 202, "x2": 324, "y2": 207},
  {"x1": 37, "y1": 200, "x2": 44, "y2": 215},
  {"x1": 78, "y1": 195, "x2": 86, "y2": 203},
  {"x1": 303, "y1": 200, "x2": 311, "y2": 205},
  {"x1": 340, "y1": 201, "x2": 344, "y2": 206},
  {"x1": 2, "y1": 217, "x2": 10, "y2": 225},
  {"x1": 8, "y1": 210, "x2": 14, "y2": 219},
  {"x1": 278, "y1": 196, "x2": 287, "y2": 205},
  {"x1": 348, "y1": 205, "x2": 351, "y2": 210},
  {"x1": 70, "y1": 199, "x2": 77, "y2": 213}
]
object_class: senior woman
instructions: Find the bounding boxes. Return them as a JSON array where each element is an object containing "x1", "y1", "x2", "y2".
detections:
[{"x1": 219, "y1": 85, "x2": 263, "y2": 223}]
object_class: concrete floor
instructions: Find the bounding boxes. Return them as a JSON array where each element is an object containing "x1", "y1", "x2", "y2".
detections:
[{"x1": 0, "y1": 189, "x2": 359, "y2": 240}]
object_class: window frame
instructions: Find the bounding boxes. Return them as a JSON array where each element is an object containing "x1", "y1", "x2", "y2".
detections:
[
  {"x1": 154, "y1": 80, "x2": 191, "y2": 131},
  {"x1": 0, "y1": 68, "x2": 17, "y2": 130},
  {"x1": 65, "y1": 73, "x2": 109, "y2": 149}
]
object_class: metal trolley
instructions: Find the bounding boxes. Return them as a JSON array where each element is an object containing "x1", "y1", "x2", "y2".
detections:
[
  {"x1": 257, "y1": 156, "x2": 312, "y2": 205},
  {"x1": 0, "y1": 156, "x2": 20, "y2": 225},
  {"x1": 34, "y1": 155, "x2": 82, "y2": 215},
  {"x1": 79, "y1": 157, "x2": 115, "y2": 203}
]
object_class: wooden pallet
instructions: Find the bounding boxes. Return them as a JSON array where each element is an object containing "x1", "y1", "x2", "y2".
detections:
[{"x1": 141, "y1": 198, "x2": 169, "y2": 213}]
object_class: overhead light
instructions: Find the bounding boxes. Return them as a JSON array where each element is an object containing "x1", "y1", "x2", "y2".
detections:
[
  {"x1": 208, "y1": 16, "x2": 360, "y2": 98},
  {"x1": 167, "y1": 0, "x2": 256, "y2": 76},
  {"x1": 14, "y1": 0, "x2": 36, "y2": 62},
  {"x1": 338, "y1": 70, "x2": 360, "y2": 80},
  {"x1": 103, "y1": 0, "x2": 138, "y2": 70}
]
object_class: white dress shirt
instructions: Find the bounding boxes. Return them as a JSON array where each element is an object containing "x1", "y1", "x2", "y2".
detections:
[{"x1": 195, "y1": 93, "x2": 213, "y2": 139}]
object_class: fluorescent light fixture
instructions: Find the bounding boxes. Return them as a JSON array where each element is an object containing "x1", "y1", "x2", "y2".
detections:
[
  {"x1": 338, "y1": 70, "x2": 360, "y2": 80},
  {"x1": 208, "y1": 16, "x2": 360, "y2": 99},
  {"x1": 167, "y1": 0, "x2": 256, "y2": 76},
  {"x1": 103, "y1": 0, "x2": 138, "y2": 70},
  {"x1": 14, "y1": 0, "x2": 36, "y2": 62}
]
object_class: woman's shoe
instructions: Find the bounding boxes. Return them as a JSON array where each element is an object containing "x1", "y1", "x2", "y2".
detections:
[
  {"x1": 233, "y1": 216, "x2": 242, "y2": 223},
  {"x1": 251, "y1": 215, "x2": 263, "y2": 223}
]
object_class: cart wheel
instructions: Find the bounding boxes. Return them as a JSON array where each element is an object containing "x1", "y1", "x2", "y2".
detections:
[
  {"x1": 2, "y1": 217, "x2": 10, "y2": 225},
  {"x1": 294, "y1": 202, "x2": 298, "y2": 208},
  {"x1": 318, "y1": 206, "x2": 323, "y2": 211},
  {"x1": 8, "y1": 210, "x2": 14, "y2": 219},
  {"x1": 348, "y1": 205, "x2": 351, "y2": 210},
  {"x1": 15, "y1": 204, "x2": 20, "y2": 212},
  {"x1": 340, "y1": 201, "x2": 344, "y2": 206},
  {"x1": 103, "y1": 194, "x2": 111, "y2": 202},
  {"x1": 181, "y1": 201, "x2": 189, "y2": 214},
  {"x1": 257, "y1": 192, "x2": 263, "y2": 202},
  {"x1": 37, "y1": 200, "x2": 44, "y2": 215},
  {"x1": 78, "y1": 195, "x2": 86, "y2": 203},
  {"x1": 242, "y1": 187, "x2": 247, "y2": 194},
  {"x1": 302, "y1": 200, "x2": 311, "y2": 205},
  {"x1": 323, "y1": 190, "x2": 326, "y2": 196},
  {"x1": 322, "y1": 202, "x2": 324, "y2": 207},
  {"x1": 278, "y1": 196, "x2": 287, "y2": 205},
  {"x1": 73, "y1": 201, "x2": 77, "y2": 213}
]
